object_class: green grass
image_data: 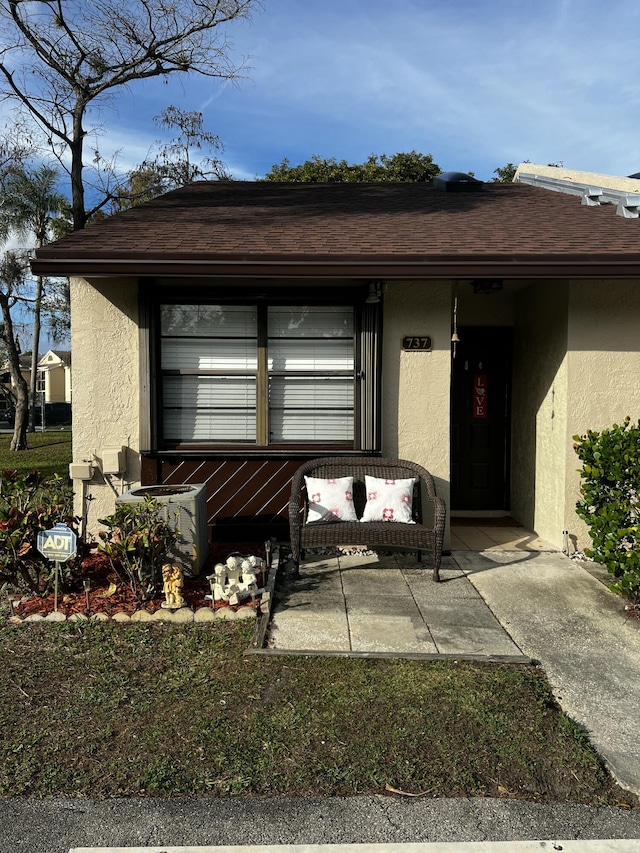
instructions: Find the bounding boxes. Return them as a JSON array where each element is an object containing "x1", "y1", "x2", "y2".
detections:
[
  {"x1": 0, "y1": 620, "x2": 634, "y2": 804},
  {"x1": 0, "y1": 432, "x2": 72, "y2": 480}
]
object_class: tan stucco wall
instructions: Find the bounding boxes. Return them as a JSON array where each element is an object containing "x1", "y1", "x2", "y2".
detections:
[
  {"x1": 70, "y1": 276, "x2": 141, "y2": 532},
  {"x1": 564, "y1": 280, "x2": 640, "y2": 549},
  {"x1": 382, "y1": 281, "x2": 451, "y2": 544},
  {"x1": 511, "y1": 278, "x2": 640, "y2": 552},
  {"x1": 511, "y1": 281, "x2": 569, "y2": 546},
  {"x1": 71, "y1": 272, "x2": 640, "y2": 555}
]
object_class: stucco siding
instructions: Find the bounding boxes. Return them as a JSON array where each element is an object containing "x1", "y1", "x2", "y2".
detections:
[
  {"x1": 565, "y1": 280, "x2": 640, "y2": 549},
  {"x1": 511, "y1": 281, "x2": 569, "y2": 546},
  {"x1": 382, "y1": 281, "x2": 451, "y2": 541},
  {"x1": 70, "y1": 276, "x2": 140, "y2": 529}
]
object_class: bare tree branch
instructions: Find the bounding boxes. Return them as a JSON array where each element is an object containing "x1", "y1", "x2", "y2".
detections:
[{"x1": 0, "y1": 0, "x2": 259, "y2": 229}]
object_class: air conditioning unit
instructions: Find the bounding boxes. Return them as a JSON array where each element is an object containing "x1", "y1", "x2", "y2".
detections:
[{"x1": 115, "y1": 484, "x2": 209, "y2": 576}]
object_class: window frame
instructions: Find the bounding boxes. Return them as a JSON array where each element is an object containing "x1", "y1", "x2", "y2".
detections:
[{"x1": 147, "y1": 283, "x2": 381, "y2": 454}]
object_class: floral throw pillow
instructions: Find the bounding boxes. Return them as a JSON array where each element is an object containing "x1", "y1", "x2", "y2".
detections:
[
  {"x1": 360, "y1": 475, "x2": 417, "y2": 523},
  {"x1": 304, "y1": 476, "x2": 358, "y2": 523}
]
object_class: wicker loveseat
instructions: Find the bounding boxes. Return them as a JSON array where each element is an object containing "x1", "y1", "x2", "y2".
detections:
[{"x1": 288, "y1": 457, "x2": 446, "y2": 582}]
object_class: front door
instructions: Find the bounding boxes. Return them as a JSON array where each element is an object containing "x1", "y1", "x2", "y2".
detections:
[{"x1": 450, "y1": 327, "x2": 512, "y2": 511}]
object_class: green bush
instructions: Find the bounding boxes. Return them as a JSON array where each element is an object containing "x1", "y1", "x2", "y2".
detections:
[
  {"x1": 0, "y1": 469, "x2": 76, "y2": 594},
  {"x1": 574, "y1": 417, "x2": 640, "y2": 601},
  {"x1": 98, "y1": 496, "x2": 178, "y2": 603}
]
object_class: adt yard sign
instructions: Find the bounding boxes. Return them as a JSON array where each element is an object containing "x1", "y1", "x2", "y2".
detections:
[{"x1": 37, "y1": 523, "x2": 77, "y2": 563}]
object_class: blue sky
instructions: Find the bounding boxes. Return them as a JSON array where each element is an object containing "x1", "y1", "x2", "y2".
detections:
[
  {"x1": 93, "y1": 0, "x2": 640, "y2": 181},
  {"x1": 5, "y1": 0, "x2": 640, "y2": 349}
]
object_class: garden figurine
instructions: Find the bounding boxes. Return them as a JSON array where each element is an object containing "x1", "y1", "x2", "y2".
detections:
[{"x1": 161, "y1": 563, "x2": 185, "y2": 609}]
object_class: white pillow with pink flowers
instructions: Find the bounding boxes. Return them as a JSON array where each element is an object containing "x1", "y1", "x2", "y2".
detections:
[
  {"x1": 304, "y1": 476, "x2": 358, "y2": 523},
  {"x1": 360, "y1": 475, "x2": 417, "y2": 523}
]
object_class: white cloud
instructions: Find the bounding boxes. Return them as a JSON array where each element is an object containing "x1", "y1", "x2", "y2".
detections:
[{"x1": 4, "y1": 0, "x2": 640, "y2": 183}]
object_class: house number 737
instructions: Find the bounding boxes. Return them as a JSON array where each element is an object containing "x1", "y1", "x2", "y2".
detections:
[{"x1": 402, "y1": 336, "x2": 433, "y2": 351}]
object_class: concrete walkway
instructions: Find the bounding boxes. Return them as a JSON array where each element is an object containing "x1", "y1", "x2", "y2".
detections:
[
  {"x1": 267, "y1": 545, "x2": 640, "y2": 797},
  {"x1": 268, "y1": 552, "x2": 527, "y2": 660},
  {"x1": 455, "y1": 548, "x2": 640, "y2": 797}
]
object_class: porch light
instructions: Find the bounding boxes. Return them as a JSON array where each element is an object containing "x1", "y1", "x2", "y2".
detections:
[
  {"x1": 365, "y1": 281, "x2": 382, "y2": 303},
  {"x1": 471, "y1": 280, "x2": 503, "y2": 295}
]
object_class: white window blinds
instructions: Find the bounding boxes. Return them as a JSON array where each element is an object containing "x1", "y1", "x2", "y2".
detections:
[{"x1": 159, "y1": 303, "x2": 361, "y2": 445}]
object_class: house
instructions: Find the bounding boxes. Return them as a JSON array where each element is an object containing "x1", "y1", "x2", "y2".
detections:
[
  {"x1": 37, "y1": 350, "x2": 72, "y2": 403},
  {"x1": 0, "y1": 350, "x2": 71, "y2": 420},
  {"x1": 514, "y1": 162, "x2": 640, "y2": 202},
  {"x1": 30, "y1": 172, "x2": 640, "y2": 552}
]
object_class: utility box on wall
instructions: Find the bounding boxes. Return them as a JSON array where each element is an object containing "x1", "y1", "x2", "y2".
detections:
[{"x1": 116, "y1": 484, "x2": 209, "y2": 576}]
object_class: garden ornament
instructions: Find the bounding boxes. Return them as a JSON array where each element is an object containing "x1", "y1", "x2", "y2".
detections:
[{"x1": 161, "y1": 563, "x2": 186, "y2": 609}]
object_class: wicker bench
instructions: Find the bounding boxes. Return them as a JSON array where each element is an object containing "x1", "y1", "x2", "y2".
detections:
[{"x1": 288, "y1": 457, "x2": 446, "y2": 582}]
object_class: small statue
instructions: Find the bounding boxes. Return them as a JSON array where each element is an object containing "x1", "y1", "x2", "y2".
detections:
[
  {"x1": 161, "y1": 563, "x2": 186, "y2": 609},
  {"x1": 213, "y1": 562, "x2": 227, "y2": 585},
  {"x1": 225, "y1": 556, "x2": 241, "y2": 586}
]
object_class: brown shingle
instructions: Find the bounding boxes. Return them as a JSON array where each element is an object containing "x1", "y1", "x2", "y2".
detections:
[{"x1": 32, "y1": 181, "x2": 640, "y2": 278}]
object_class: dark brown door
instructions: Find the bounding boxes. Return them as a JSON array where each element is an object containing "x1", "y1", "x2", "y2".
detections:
[{"x1": 450, "y1": 327, "x2": 512, "y2": 510}]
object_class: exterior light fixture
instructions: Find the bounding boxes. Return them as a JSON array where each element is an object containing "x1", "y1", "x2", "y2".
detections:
[{"x1": 365, "y1": 281, "x2": 383, "y2": 304}]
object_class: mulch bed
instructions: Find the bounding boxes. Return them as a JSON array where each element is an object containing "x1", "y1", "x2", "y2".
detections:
[{"x1": 12, "y1": 542, "x2": 269, "y2": 620}]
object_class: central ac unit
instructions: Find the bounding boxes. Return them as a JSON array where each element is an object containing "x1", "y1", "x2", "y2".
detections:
[{"x1": 115, "y1": 484, "x2": 209, "y2": 576}]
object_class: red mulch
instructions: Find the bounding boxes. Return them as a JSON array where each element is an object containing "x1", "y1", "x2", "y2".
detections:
[{"x1": 13, "y1": 542, "x2": 269, "y2": 620}]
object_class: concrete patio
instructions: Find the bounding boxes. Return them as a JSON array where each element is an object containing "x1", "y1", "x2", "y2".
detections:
[
  {"x1": 267, "y1": 522, "x2": 557, "y2": 660},
  {"x1": 268, "y1": 551, "x2": 527, "y2": 660}
]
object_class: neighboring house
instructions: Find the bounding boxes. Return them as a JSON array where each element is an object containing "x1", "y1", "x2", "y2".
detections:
[
  {"x1": 37, "y1": 350, "x2": 72, "y2": 403},
  {"x1": 0, "y1": 350, "x2": 71, "y2": 418},
  {"x1": 30, "y1": 173, "x2": 640, "y2": 551},
  {"x1": 514, "y1": 162, "x2": 640, "y2": 206}
]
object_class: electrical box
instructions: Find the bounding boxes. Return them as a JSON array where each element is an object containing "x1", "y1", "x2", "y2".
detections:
[
  {"x1": 102, "y1": 446, "x2": 126, "y2": 476},
  {"x1": 69, "y1": 462, "x2": 93, "y2": 481}
]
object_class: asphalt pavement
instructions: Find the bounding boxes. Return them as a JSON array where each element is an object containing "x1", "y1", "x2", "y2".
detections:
[{"x1": 2, "y1": 795, "x2": 640, "y2": 853}]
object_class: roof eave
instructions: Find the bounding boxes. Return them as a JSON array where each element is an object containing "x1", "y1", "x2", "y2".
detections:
[{"x1": 30, "y1": 254, "x2": 640, "y2": 280}]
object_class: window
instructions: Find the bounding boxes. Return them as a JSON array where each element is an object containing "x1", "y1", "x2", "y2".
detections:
[
  {"x1": 267, "y1": 307, "x2": 354, "y2": 442},
  {"x1": 157, "y1": 299, "x2": 381, "y2": 450},
  {"x1": 161, "y1": 305, "x2": 258, "y2": 442}
]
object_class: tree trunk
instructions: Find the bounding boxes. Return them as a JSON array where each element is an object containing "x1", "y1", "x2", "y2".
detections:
[
  {"x1": 28, "y1": 275, "x2": 43, "y2": 433},
  {"x1": 10, "y1": 381, "x2": 29, "y2": 452},
  {"x1": 71, "y1": 106, "x2": 86, "y2": 231},
  {"x1": 0, "y1": 294, "x2": 29, "y2": 451}
]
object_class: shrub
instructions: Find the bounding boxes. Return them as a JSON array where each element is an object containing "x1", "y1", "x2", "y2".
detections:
[
  {"x1": 0, "y1": 469, "x2": 76, "y2": 594},
  {"x1": 97, "y1": 496, "x2": 178, "y2": 603},
  {"x1": 574, "y1": 417, "x2": 640, "y2": 601}
]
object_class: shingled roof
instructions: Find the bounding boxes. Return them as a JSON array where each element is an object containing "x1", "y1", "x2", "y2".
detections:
[{"x1": 31, "y1": 180, "x2": 640, "y2": 279}]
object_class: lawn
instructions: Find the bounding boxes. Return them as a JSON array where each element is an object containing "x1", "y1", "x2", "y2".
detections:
[
  {"x1": 0, "y1": 431, "x2": 72, "y2": 480},
  {"x1": 0, "y1": 619, "x2": 634, "y2": 805}
]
